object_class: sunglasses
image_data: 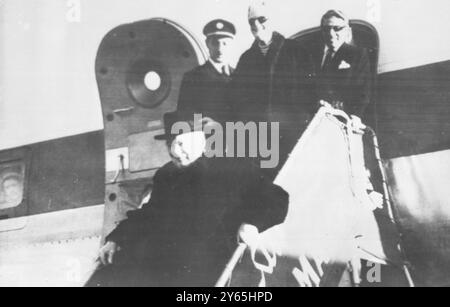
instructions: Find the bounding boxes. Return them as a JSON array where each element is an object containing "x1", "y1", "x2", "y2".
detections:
[
  {"x1": 249, "y1": 17, "x2": 268, "y2": 27},
  {"x1": 321, "y1": 25, "x2": 348, "y2": 33}
]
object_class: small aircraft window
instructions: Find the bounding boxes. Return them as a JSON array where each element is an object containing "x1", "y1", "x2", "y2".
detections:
[
  {"x1": 0, "y1": 162, "x2": 25, "y2": 210},
  {"x1": 126, "y1": 59, "x2": 172, "y2": 109},
  {"x1": 144, "y1": 71, "x2": 162, "y2": 91}
]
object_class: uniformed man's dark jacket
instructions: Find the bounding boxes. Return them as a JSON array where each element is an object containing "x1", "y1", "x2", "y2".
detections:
[
  {"x1": 313, "y1": 43, "x2": 372, "y2": 117},
  {"x1": 105, "y1": 157, "x2": 289, "y2": 286},
  {"x1": 177, "y1": 61, "x2": 233, "y2": 123},
  {"x1": 228, "y1": 32, "x2": 316, "y2": 172}
]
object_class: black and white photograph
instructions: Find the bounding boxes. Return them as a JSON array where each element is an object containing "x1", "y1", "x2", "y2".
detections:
[{"x1": 0, "y1": 0, "x2": 449, "y2": 289}]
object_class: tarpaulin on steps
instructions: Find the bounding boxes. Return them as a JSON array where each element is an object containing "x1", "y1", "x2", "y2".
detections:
[{"x1": 227, "y1": 108, "x2": 404, "y2": 287}]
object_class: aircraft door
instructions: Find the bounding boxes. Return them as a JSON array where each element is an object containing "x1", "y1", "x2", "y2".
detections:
[{"x1": 95, "y1": 18, "x2": 207, "y2": 239}]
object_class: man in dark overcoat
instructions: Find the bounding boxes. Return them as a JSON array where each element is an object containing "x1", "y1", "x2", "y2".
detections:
[
  {"x1": 229, "y1": 1, "x2": 316, "y2": 176},
  {"x1": 90, "y1": 112, "x2": 289, "y2": 287}
]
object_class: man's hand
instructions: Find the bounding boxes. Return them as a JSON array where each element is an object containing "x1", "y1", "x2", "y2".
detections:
[
  {"x1": 331, "y1": 100, "x2": 344, "y2": 110},
  {"x1": 99, "y1": 241, "x2": 121, "y2": 266},
  {"x1": 319, "y1": 100, "x2": 344, "y2": 111},
  {"x1": 350, "y1": 115, "x2": 366, "y2": 134},
  {"x1": 238, "y1": 224, "x2": 260, "y2": 248},
  {"x1": 319, "y1": 100, "x2": 333, "y2": 109}
]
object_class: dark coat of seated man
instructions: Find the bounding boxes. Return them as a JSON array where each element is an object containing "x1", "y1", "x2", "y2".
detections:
[
  {"x1": 314, "y1": 10, "x2": 372, "y2": 119},
  {"x1": 90, "y1": 113, "x2": 289, "y2": 287}
]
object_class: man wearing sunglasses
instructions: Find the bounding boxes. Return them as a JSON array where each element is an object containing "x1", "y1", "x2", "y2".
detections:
[
  {"x1": 315, "y1": 10, "x2": 372, "y2": 121},
  {"x1": 229, "y1": 0, "x2": 316, "y2": 177}
]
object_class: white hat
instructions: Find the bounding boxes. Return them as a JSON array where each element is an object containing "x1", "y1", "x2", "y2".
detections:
[
  {"x1": 248, "y1": 0, "x2": 270, "y2": 20},
  {"x1": 321, "y1": 9, "x2": 350, "y2": 26}
]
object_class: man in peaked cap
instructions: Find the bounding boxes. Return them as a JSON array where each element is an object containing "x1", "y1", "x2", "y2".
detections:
[{"x1": 177, "y1": 19, "x2": 236, "y2": 125}]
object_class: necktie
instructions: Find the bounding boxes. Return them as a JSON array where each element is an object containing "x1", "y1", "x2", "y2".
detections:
[
  {"x1": 222, "y1": 65, "x2": 230, "y2": 77},
  {"x1": 322, "y1": 49, "x2": 334, "y2": 72}
]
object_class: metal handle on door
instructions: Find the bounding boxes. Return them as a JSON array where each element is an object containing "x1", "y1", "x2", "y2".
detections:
[{"x1": 113, "y1": 107, "x2": 135, "y2": 115}]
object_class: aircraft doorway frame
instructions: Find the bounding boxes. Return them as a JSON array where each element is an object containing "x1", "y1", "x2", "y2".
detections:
[{"x1": 96, "y1": 17, "x2": 209, "y2": 242}]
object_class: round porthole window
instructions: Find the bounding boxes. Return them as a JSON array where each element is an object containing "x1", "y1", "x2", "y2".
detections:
[
  {"x1": 144, "y1": 71, "x2": 162, "y2": 91},
  {"x1": 127, "y1": 60, "x2": 171, "y2": 109}
]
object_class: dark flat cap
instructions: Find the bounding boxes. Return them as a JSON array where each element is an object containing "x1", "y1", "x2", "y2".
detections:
[{"x1": 203, "y1": 19, "x2": 236, "y2": 38}]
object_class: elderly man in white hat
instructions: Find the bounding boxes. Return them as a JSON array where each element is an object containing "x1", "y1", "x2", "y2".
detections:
[
  {"x1": 91, "y1": 111, "x2": 289, "y2": 287},
  {"x1": 229, "y1": 0, "x2": 316, "y2": 178},
  {"x1": 315, "y1": 9, "x2": 373, "y2": 122}
]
